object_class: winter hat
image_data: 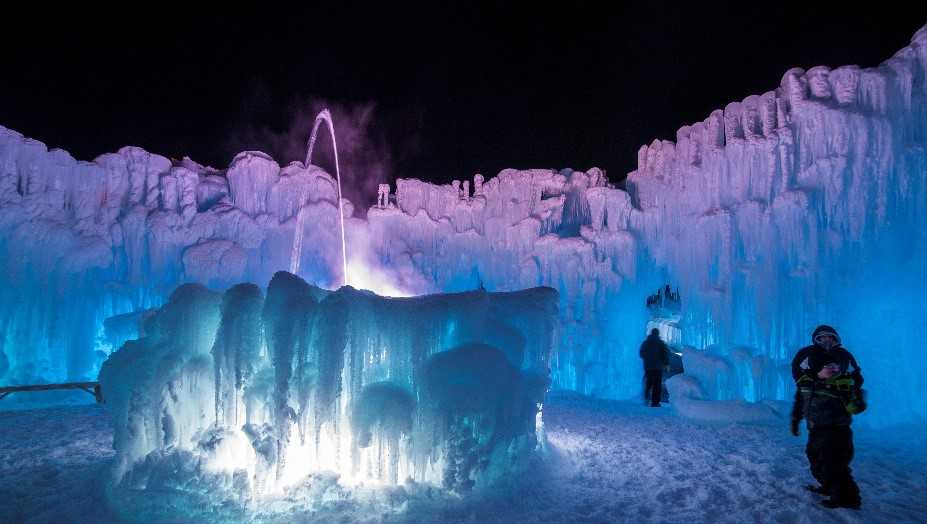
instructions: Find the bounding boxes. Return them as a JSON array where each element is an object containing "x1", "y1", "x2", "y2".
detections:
[{"x1": 812, "y1": 324, "x2": 841, "y2": 345}]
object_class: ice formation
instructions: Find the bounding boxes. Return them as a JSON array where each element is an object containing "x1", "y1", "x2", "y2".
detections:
[
  {"x1": 98, "y1": 273, "x2": 555, "y2": 506},
  {"x1": 1, "y1": 24, "x2": 926, "y2": 427}
]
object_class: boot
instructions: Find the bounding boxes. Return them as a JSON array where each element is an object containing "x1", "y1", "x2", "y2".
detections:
[
  {"x1": 804, "y1": 484, "x2": 827, "y2": 495},
  {"x1": 820, "y1": 498, "x2": 861, "y2": 510}
]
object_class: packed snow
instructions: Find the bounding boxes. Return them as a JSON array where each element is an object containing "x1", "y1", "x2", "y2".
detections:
[{"x1": 2, "y1": 393, "x2": 925, "y2": 523}]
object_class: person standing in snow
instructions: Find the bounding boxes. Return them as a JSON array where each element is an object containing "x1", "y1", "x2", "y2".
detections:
[
  {"x1": 640, "y1": 328, "x2": 670, "y2": 407},
  {"x1": 790, "y1": 325, "x2": 865, "y2": 510}
]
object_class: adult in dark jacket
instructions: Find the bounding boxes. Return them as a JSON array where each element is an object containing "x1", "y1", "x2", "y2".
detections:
[
  {"x1": 790, "y1": 325, "x2": 864, "y2": 510},
  {"x1": 640, "y1": 328, "x2": 669, "y2": 407}
]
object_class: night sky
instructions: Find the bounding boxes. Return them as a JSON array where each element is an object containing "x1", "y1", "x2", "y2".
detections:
[{"x1": 3, "y1": 3, "x2": 924, "y2": 205}]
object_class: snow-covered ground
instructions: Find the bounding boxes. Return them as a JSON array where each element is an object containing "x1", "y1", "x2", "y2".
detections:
[
  {"x1": 0, "y1": 404, "x2": 117, "y2": 523},
  {"x1": 2, "y1": 393, "x2": 925, "y2": 523}
]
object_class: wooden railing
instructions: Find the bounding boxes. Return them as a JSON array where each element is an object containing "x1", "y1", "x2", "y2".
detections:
[{"x1": 0, "y1": 382, "x2": 103, "y2": 403}]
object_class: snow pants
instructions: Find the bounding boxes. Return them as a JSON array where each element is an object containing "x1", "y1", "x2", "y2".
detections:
[{"x1": 806, "y1": 425, "x2": 861, "y2": 504}]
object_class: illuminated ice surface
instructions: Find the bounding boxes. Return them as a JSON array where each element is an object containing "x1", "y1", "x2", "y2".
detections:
[
  {"x1": 97, "y1": 273, "x2": 555, "y2": 517},
  {"x1": 0, "y1": 20, "x2": 926, "y2": 524},
  {"x1": 0, "y1": 16, "x2": 926, "y2": 434}
]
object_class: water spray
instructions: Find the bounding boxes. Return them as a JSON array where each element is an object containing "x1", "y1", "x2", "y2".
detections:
[{"x1": 291, "y1": 109, "x2": 349, "y2": 287}]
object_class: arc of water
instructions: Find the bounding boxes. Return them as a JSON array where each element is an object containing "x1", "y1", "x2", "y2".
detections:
[{"x1": 290, "y1": 109, "x2": 349, "y2": 287}]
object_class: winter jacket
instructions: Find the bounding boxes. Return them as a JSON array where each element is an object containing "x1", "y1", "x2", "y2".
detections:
[
  {"x1": 791, "y1": 344, "x2": 864, "y2": 428},
  {"x1": 639, "y1": 335, "x2": 670, "y2": 371}
]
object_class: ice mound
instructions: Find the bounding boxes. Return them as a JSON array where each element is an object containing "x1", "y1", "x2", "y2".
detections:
[{"x1": 99, "y1": 272, "x2": 557, "y2": 516}]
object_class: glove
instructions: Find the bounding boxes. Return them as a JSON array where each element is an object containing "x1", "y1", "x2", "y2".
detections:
[
  {"x1": 846, "y1": 388, "x2": 867, "y2": 415},
  {"x1": 790, "y1": 418, "x2": 800, "y2": 437}
]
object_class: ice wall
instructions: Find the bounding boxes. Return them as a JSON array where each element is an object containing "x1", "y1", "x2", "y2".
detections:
[
  {"x1": 0, "y1": 143, "x2": 349, "y2": 388},
  {"x1": 99, "y1": 273, "x2": 555, "y2": 503},
  {"x1": 3, "y1": 24, "x2": 927, "y2": 425},
  {"x1": 367, "y1": 167, "x2": 652, "y2": 400},
  {"x1": 624, "y1": 26, "x2": 927, "y2": 423}
]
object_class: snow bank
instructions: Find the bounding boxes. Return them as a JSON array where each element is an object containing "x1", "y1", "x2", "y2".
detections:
[{"x1": 665, "y1": 374, "x2": 784, "y2": 424}]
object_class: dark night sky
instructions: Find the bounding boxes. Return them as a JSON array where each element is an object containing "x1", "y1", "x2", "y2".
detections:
[{"x1": 2, "y1": 3, "x2": 925, "y2": 204}]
